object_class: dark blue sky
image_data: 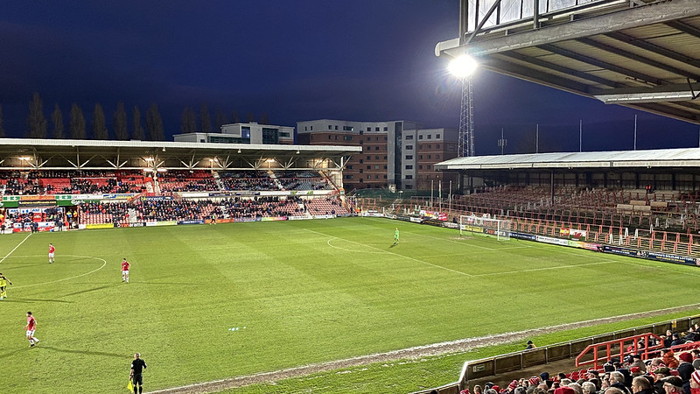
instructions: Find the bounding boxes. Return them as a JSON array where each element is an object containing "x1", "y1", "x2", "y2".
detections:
[{"x1": 1, "y1": 0, "x2": 698, "y2": 154}]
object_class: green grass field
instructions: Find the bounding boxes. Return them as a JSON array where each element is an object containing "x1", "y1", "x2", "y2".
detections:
[{"x1": 0, "y1": 217, "x2": 698, "y2": 393}]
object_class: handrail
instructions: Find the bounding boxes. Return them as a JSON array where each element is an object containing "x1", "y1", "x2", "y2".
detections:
[{"x1": 575, "y1": 333, "x2": 664, "y2": 370}]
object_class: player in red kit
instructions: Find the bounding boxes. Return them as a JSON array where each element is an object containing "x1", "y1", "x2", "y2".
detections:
[
  {"x1": 48, "y1": 243, "x2": 55, "y2": 264},
  {"x1": 26, "y1": 311, "x2": 40, "y2": 347},
  {"x1": 121, "y1": 258, "x2": 130, "y2": 283}
]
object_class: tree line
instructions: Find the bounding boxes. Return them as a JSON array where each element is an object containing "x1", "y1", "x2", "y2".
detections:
[{"x1": 1, "y1": 92, "x2": 270, "y2": 141}]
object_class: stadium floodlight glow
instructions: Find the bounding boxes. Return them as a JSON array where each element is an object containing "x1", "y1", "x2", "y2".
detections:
[
  {"x1": 18, "y1": 156, "x2": 31, "y2": 161},
  {"x1": 144, "y1": 157, "x2": 154, "y2": 162},
  {"x1": 266, "y1": 158, "x2": 276, "y2": 163},
  {"x1": 156, "y1": 168, "x2": 167, "y2": 172},
  {"x1": 448, "y1": 55, "x2": 478, "y2": 79}
]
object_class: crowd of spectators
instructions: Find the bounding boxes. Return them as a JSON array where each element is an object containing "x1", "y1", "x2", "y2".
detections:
[
  {"x1": 209, "y1": 196, "x2": 305, "y2": 219},
  {"x1": 460, "y1": 328, "x2": 700, "y2": 394},
  {"x1": 0, "y1": 170, "x2": 148, "y2": 195},
  {"x1": 75, "y1": 195, "x2": 348, "y2": 224}
]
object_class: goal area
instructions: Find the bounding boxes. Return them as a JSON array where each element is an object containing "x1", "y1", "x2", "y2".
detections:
[{"x1": 459, "y1": 215, "x2": 512, "y2": 241}]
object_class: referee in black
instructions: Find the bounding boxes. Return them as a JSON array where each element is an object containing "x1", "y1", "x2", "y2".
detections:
[{"x1": 130, "y1": 352, "x2": 147, "y2": 394}]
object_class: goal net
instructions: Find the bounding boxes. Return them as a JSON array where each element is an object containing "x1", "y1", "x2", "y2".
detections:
[{"x1": 459, "y1": 215, "x2": 512, "y2": 241}]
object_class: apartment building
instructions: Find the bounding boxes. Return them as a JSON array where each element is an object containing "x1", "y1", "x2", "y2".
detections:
[{"x1": 297, "y1": 119, "x2": 458, "y2": 191}]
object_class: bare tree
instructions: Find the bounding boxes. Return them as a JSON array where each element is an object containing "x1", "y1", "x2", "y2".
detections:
[
  {"x1": 180, "y1": 106, "x2": 197, "y2": 133},
  {"x1": 113, "y1": 102, "x2": 128, "y2": 140},
  {"x1": 92, "y1": 103, "x2": 109, "y2": 139},
  {"x1": 146, "y1": 104, "x2": 164, "y2": 141},
  {"x1": 27, "y1": 92, "x2": 48, "y2": 138},
  {"x1": 200, "y1": 104, "x2": 211, "y2": 132},
  {"x1": 132, "y1": 106, "x2": 144, "y2": 140},
  {"x1": 0, "y1": 105, "x2": 6, "y2": 138},
  {"x1": 70, "y1": 103, "x2": 86, "y2": 139},
  {"x1": 51, "y1": 104, "x2": 65, "y2": 139}
]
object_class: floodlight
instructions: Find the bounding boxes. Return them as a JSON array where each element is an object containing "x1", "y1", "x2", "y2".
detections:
[
  {"x1": 595, "y1": 91, "x2": 695, "y2": 104},
  {"x1": 144, "y1": 157, "x2": 154, "y2": 162},
  {"x1": 448, "y1": 55, "x2": 478, "y2": 79}
]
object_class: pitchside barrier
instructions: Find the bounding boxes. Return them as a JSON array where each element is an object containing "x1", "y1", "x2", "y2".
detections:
[{"x1": 412, "y1": 315, "x2": 700, "y2": 394}]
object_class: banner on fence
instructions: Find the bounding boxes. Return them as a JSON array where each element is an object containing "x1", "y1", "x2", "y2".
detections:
[{"x1": 85, "y1": 223, "x2": 114, "y2": 230}]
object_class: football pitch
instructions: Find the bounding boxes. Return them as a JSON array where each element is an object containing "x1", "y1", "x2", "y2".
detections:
[{"x1": 0, "y1": 217, "x2": 698, "y2": 393}]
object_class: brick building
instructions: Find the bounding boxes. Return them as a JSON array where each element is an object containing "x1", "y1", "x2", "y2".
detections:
[{"x1": 297, "y1": 119, "x2": 458, "y2": 191}]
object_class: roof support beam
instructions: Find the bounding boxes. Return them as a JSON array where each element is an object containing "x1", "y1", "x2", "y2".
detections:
[
  {"x1": 664, "y1": 20, "x2": 700, "y2": 40},
  {"x1": 538, "y1": 43, "x2": 664, "y2": 85},
  {"x1": 497, "y1": 51, "x2": 622, "y2": 88},
  {"x1": 575, "y1": 37, "x2": 700, "y2": 80},
  {"x1": 604, "y1": 31, "x2": 700, "y2": 68},
  {"x1": 483, "y1": 57, "x2": 595, "y2": 94}
]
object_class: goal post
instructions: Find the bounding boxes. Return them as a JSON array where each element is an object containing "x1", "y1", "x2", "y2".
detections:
[{"x1": 459, "y1": 215, "x2": 512, "y2": 241}]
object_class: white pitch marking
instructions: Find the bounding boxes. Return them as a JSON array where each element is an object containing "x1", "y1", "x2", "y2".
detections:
[
  {"x1": 0, "y1": 233, "x2": 32, "y2": 264},
  {"x1": 12, "y1": 254, "x2": 108, "y2": 289},
  {"x1": 471, "y1": 260, "x2": 617, "y2": 277},
  {"x1": 307, "y1": 229, "x2": 474, "y2": 278},
  {"x1": 149, "y1": 303, "x2": 700, "y2": 394}
]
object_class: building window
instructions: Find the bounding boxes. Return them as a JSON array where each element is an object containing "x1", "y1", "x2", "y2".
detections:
[
  {"x1": 375, "y1": 155, "x2": 380, "y2": 159},
  {"x1": 419, "y1": 155, "x2": 423, "y2": 159},
  {"x1": 419, "y1": 135, "x2": 423, "y2": 140},
  {"x1": 359, "y1": 159, "x2": 363, "y2": 163},
  {"x1": 406, "y1": 135, "x2": 413, "y2": 140},
  {"x1": 367, "y1": 175, "x2": 371, "y2": 179},
  {"x1": 373, "y1": 146, "x2": 378, "y2": 151},
  {"x1": 328, "y1": 135, "x2": 332, "y2": 140},
  {"x1": 366, "y1": 137, "x2": 371, "y2": 141},
  {"x1": 383, "y1": 175, "x2": 387, "y2": 179},
  {"x1": 343, "y1": 126, "x2": 353, "y2": 131},
  {"x1": 428, "y1": 155, "x2": 431, "y2": 159},
  {"x1": 436, "y1": 144, "x2": 441, "y2": 149},
  {"x1": 405, "y1": 175, "x2": 413, "y2": 179},
  {"x1": 383, "y1": 127, "x2": 388, "y2": 131},
  {"x1": 280, "y1": 132, "x2": 290, "y2": 137},
  {"x1": 347, "y1": 165, "x2": 353, "y2": 169},
  {"x1": 367, "y1": 165, "x2": 371, "y2": 169},
  {"x1": 328, "y1": 125, "x2": 332, "y2": 130},
  {"x1": 367, "y1": 127, "x2": 371, "y2": 131},
  {"x1": 344, "y1": 135, "x2": 353, "y2": 141},
  {"x1": 405, "y1": 165, "x2": 413, "y2": 169},
  {"x1": 375, "y1": 175, "x2": 379, "y2": 179},
  {"x1": 405, "y1": 185, "x2": 412, "y2": 189},
  {"x1": 405, "y1": 155, "x2": 413, "y2": 160},
  {"x1": 374, "y1": 165, "x2": 379, "y2": 169},
  {"x1": 436, "y1": 134, "x2": 441, "y2": 139},
  {"x1": 406, "y1": 145, "x2": 413, "y2": 150},
  {"x1": 344, "y1": 175, "x2": 353, "y2": 179},
  {"x1": 427, "y1": 134, "x2": 432, "y2": 139},
  {"x1": 310, "y1": 126, "x2": 313, "y2": 130},
  {"x1": 383, "y1": 156, "x2": 387, "y2": 159},
  {"x1": 419, "y1": 165, "x2": 423, "y2": 169},
  {"x1": 428, "y1": 144, "x2": 432, "y2": 149},
  {"x1": 366, "y1": 155, "x2": 371, "y2": 160},
  {"x1": 376, "y1": 136, "x2": 379, "y2": 141},
  {"x1": 304, "y1": 126, "x2": 308, "y2": 131},
  {"x1": 335, "y1": 125, "x2": 338, "y2": 130},
  {"x1": 375, "y1": 127, "x2": 380, "y2": 131}
]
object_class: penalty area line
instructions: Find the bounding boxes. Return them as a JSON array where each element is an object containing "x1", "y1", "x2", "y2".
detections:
[{"x1": 0, "y1": 233, "x2": 32, "y2": 264}]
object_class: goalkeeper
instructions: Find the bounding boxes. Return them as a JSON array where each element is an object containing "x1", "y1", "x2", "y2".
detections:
[{"x1": 393, "y1": 228, "x2": 400, "y2": 245}]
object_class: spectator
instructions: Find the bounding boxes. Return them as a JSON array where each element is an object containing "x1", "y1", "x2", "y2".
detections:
[
  {"x1": 662, "y1": 377, "x2": 684, "y2": 394},
  {"x1": 632, "y1": 376, "x2": 654, "y2": 394}
]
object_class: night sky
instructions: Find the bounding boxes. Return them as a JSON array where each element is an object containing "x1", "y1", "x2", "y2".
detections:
[{"x1": 1, "y1": 0, "x2": 698, "y2": 155}]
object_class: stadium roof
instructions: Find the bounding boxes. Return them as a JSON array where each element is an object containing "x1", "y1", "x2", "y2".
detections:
[
  {"x1": 435, "y1": 147, "x2": 700, "y2": 171},
  {"x1": 0, "y1": 138, "x2": 361, "y2": 171},
  {"x1": 435, "y1": 0, "x2": 700, "y2": 124}
]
